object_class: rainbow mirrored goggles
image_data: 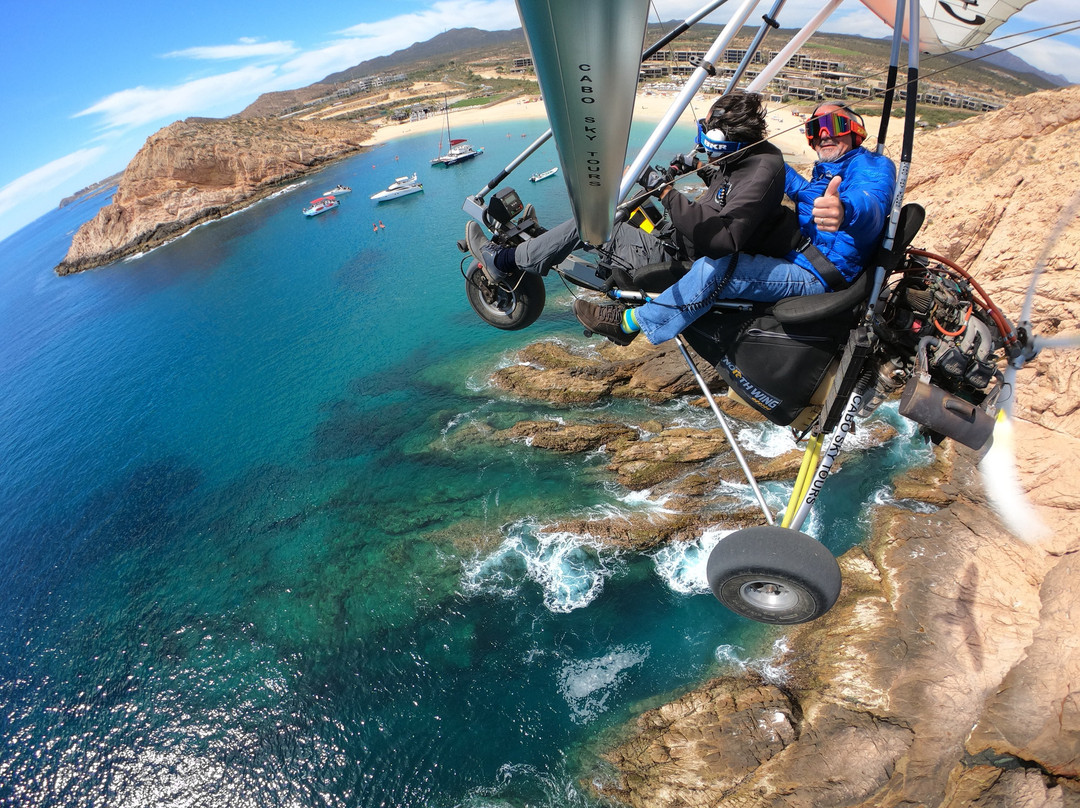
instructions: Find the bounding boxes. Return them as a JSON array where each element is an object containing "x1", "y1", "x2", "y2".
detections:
[{"x1": 804, "y1": 109, "x2": 866, "y2": 142}]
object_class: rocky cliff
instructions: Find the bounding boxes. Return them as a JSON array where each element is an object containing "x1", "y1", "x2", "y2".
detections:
[
  {"x1": 55, "y1": 116, "x2": 372, "y2": 275},
  {"x1": 589, "y1": 86, "x2": 1080, "y2": 808}
]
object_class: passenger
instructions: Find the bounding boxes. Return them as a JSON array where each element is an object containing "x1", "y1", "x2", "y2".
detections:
[
  {"x1": 466, "y1": 90, "x2": 793, "y2": 300},
  {"x1": 574, "y1": 101, "x2": 897, "y2": 345}
]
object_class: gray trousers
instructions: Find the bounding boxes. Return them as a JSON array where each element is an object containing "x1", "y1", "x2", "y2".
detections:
[{"x1": 513, "y1": 219, "x2": 675, "y2": 275}]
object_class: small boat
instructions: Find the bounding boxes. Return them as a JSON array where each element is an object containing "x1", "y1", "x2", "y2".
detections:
[
  {"x1": 302, "y1": 195, "x2": 339, "y2": 216},
  {"x1": 370, "y1": 173, "x2": 423, "y2": 202},
  {"x1": 530, "y1": 167, "x2": 559, "y2": 182},
  {"x1": 431, "y1": 139, "x2": 484, "y2": 167},
  {"x1": 324, "y1": 184, "x2": 352, "y2": 195}
]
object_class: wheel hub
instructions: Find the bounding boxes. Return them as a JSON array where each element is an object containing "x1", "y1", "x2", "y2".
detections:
[{"x1": 740, "y1": 579, "x2": 802, "y2": 613}]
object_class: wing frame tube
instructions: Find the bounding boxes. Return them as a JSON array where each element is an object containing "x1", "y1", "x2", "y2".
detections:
[
  {"x1": 618, "y1": 0, "x2": 764, "y2": 206},
  {"x1": 744, "y1": 0, "x2": 844, "y2": 94},
  {"x1": 464, "y1": 0, "x2": 733, "y2": 219},
  {"x1": 725, "y1": 0, "x2": 787, "y2": 92},
  {"x1": 675, "y1": 336, "x2": 775, "y2": 525}
]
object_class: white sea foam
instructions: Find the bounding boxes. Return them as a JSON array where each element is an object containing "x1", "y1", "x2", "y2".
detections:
[
  {"x1": 651, "y1": 527, "x2": 730, "y2": 595},
  {"x1": 614, "y1": 487, "x2": 678, "y2": 514},
  {"x1": 872, "y1": 482, "x2": 938, "y2": 514},
  {"x1": 714, "y1": 643, "x2": 750, "y2": 671},
  {"x1": 557, "y1": 644, "x2": 649, "y2": 723},
  {"x1": 462, "y1": 520, "x2": 622, "y2": 613},
  {"x1": 736, "y1": 422, "x2": 799, "y2": 458},
  {"x1": 714, "y1": 636, "x2": 791, "y2": 684}
]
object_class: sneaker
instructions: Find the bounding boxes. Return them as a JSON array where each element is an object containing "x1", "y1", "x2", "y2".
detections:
[
  {"x1": 467, "y1": 220, "x2": 512, "y2": 282},
  {"x1": 465, "y1": 220, "x2": 490, "y2": 263},
  {"x1": 573, "y1": 299, "x2": 638, "y2": 346},
  {"x1": 520, "y1": 203, "x2": 539, "y2": 227}
]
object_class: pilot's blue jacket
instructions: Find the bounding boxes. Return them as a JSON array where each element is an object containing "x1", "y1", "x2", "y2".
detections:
[{"x1": 784, "y1": 146, "x2": 896, "y2": 284}]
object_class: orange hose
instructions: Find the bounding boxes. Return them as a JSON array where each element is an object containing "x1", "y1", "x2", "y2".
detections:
[{"x1": 908, "y1": 248, "x2": 1018, "y2": 346}]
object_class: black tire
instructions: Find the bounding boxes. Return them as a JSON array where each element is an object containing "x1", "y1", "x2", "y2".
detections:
[
  {"x1": 465, "y1": 261, "x2": 546, "y2": 331},
  {"x1": 706, "y1": 525, "x2": 841, "y2": 624}
]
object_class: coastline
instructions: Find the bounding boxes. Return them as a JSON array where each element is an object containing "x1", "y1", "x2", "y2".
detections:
[{"x1": 362, "y1": 91, "x2": 822, "y2": 164}]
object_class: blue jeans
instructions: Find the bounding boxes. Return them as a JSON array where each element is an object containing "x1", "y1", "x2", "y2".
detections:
[{"x1": 633, "y1": 253, "x2": 826, "y2": 345}]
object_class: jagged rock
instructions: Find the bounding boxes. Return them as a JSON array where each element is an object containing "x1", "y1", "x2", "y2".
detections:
[
  {"x1": 596, "y1": 678, "x2": 800, "y2": 805},
  {"x1": 595, "y1": 86, "x2": 1080, "y2": 808},
  {"x1": 492, "y1": 420, "x2": 639, "y2": 453},
  {"x1": 56, "y1": 116, "x2": 373, "y2": 275},
  {"x1": 490, "y1": 339, "x2": 723, "y2": 405}
]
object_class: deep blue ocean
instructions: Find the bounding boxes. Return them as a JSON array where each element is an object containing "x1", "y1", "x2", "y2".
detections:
[{"x1": 0, "y1": 117, "x2": 930, "y2": 808}]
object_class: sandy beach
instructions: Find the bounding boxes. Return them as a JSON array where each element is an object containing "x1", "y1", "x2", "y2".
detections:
[{"x1": 365, "y1": 91, "x2": 825, "y2": 165}]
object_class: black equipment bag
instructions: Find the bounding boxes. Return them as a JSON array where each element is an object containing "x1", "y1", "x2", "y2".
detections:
[{"x1": 683, "y1": 308, "x2": 853, "y2": 426}]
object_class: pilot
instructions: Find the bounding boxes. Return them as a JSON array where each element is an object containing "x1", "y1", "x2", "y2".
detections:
[
  {"x1": 465, "y1": 90, "x2": 793, "y2": 307},
  {"x1": 573, "y1": 101, "x2": 897, "y2": 346}
]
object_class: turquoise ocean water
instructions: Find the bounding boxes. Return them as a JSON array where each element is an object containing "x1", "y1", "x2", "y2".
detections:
[{"x1": 0, "y1": 117, "x2": 930, "y2": 807}]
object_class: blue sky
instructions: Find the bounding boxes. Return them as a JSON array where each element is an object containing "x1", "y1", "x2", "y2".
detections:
[{"x1": 2, "y1": 0, "x2": 1076, "y2": 243}]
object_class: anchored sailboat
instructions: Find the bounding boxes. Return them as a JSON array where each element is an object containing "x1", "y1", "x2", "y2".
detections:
[{"x1": 430, "y1": 97, "x2": 483, "y2": 166}]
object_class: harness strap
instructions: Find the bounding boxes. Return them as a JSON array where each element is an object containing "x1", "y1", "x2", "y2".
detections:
[{"x1": 795, "y1": 238, "x2": 850, "y2": 291}]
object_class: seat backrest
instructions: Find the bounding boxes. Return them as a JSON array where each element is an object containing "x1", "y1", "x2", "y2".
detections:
[{"x1": 771, "y1": 202, "x2": 925, "y2": 326}]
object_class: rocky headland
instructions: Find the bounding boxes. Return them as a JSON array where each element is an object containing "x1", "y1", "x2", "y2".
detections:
[
  {"x1": 446, "y1": 86, "x2": 1080, "y2": 807},
  {"x1": 55, "y1": 116, "x2": 372, "y2": 275}
]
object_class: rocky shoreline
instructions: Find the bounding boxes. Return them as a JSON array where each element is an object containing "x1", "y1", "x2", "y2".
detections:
[
  {"x1": 457, "y1": 87, "x2": 1080, "y2": 807},
  {"x1": 55, "y1": 116, "x2": 373, "y2": 275}
]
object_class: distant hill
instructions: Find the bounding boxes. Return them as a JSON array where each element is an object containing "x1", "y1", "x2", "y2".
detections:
[
  {"x1": 236, "y1": 25, "x2": 1062, "y2": 121},
  {"x1": 320, "y1": 27, "x2": 524, "y2": 85},
  {"x1": 969, "y1": 44, "x2": 1070, "y2": 87}
]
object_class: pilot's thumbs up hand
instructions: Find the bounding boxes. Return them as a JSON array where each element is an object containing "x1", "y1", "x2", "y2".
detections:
[{"x1": 812, "y1": 175, "x2": 844, "y2": 232}]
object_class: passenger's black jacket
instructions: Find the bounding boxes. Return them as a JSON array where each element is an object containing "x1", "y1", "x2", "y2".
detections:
[{"x1": 660, "y1": 139, "x2": 791, "y2": 261}]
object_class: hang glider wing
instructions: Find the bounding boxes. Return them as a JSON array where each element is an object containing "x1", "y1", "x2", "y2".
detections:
[
  {"x1": 859, "y1": 0, "x2": 1037, "y2": 53},
  {"x1": 514, "y1": 0, "x2": 651, "y2": 246}
]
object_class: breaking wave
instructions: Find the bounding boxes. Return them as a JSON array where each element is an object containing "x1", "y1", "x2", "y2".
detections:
[{"x1": 462, "y1": 519, "x2": 624, "y2": 612}]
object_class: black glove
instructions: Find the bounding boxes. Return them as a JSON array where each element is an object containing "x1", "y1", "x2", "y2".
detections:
[
  {"x1": 637, "y1": 164, "x2": 673, "y2": 194},
  {"x1": 668, "y1": 153, "x2": 697, "y2": 176}
]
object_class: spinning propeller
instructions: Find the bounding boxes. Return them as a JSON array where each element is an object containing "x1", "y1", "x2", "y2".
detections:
[{"x1": 978, "y1": 190, "x2": 1080, "y2": 544}]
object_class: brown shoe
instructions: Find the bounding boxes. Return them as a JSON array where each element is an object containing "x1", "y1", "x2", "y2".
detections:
[{"x1": 573, "y1": 299, "x2": 638, "y2": 346}]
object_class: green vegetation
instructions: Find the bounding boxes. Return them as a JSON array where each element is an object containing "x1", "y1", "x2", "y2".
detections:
[{"x1": 272, "y1": 24, "x2": 1053, "y2": 125}]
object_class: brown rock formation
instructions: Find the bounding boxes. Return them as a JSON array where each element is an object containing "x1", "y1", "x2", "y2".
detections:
[
  {"x1": 56, "y1": 116, "x2": 373, "y2": 275},
  {"x1": 591, "y1": 86, "x2": 1080, "y2": 807}
]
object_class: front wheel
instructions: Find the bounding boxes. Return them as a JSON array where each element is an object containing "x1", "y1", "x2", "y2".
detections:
[
  {"x1": 706, "y1": 526, "x2": 841, "y2": 624},
  {"x1": 465, "y1": 261, "x2": 546, "y2": 331}
]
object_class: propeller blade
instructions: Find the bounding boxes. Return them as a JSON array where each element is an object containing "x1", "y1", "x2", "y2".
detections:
[
  {"x1": 1034, "y1": 332, "x2": 1080, "y2": 351},
  {"x1": 978, "y1": 410, "x2": 1050, "y2": 544}
]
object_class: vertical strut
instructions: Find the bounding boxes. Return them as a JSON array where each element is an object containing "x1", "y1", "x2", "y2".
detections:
[{"x1": 675, "y1": 336, "x2": 774, "y2": 524}]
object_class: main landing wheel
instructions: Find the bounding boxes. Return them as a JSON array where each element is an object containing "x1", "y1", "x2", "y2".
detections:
[
  {"x1": 465, "y1": 261, "x2": 546, "y2": 331},
  {"x1": 706, "y1": 525, "x2": 842, "y2": 625}
]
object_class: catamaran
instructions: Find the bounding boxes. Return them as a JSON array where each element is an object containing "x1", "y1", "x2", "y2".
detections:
[{"x1": 431, "y1": 96, "x2": 483, "y2": 166}]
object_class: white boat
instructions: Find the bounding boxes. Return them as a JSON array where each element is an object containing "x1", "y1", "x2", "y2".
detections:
[
  {"x1": 324, "y1": 184, "x2": 352, "y2": 195},
  {"x1": 370, "y1": 173, "x2": 423, "y2": 202},
  {"x1": 302, "y1": 195, "x2": 339, "y2": 216},
  {"x1": 530, "y1": 167, "x2": 559, "y2": 182},
  {"x1": 430, "y1": 96, "x2": 484, "y2": 166},
  {"x1": 431, "y1": 138, "x2": 484, "y2": 167}
]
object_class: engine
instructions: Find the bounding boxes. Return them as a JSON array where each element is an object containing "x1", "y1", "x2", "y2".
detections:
[{"x1": 860, "y1": 259, "x2": 1005, "y2": 449}]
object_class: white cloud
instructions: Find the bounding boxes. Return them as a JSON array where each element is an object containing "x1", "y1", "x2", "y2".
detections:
[
  {"x1": 1010, "y1": 38, "x2": 1080, "y2": 82},
  {"x1": 73, "y1": 65, "x2": 281, "y2": 130},
  {"x1": 337, "y1": 1, "x2": 522, "y2": 42},
  {"x1": 163, "y1": 40, "x2": 298, "y2": 60},
  {"x1": 0, "y1": 148, "x2": 106, "y2": 222}
]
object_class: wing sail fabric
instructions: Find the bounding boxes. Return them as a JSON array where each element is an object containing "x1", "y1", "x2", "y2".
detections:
[
  {"x1": 859, "y1": 0, "x2": 1036, "y2": 53},
  {"x1": 514, "y1": 0, "x2": 650, "y2": 246}
]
